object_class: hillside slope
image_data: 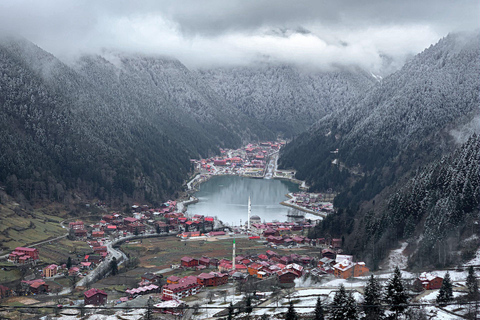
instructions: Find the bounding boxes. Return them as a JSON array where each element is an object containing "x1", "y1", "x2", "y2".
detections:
[
  {"x1": 280, "y1": 32, "x2": 480, "y2": 204},
  {"x1": 0, "y1": 37, "x2": 272, "y2": 206},
  {"x1": 198, "y1": 65, "x2": 375, "y2": 136},
  {"x1": 280, "y1": 32, "x2": 480, "y2": 268}
]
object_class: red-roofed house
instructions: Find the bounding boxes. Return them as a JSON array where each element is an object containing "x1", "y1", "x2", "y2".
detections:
[
  {"x1": 414, "y1": 273, "x2": 443, "y2": 290},
  {"x1": 180, "y1": 257, "x2": 199, "y2": 268},
  {"x1": 199, "y1": 257, "x2": 211, "y2": 267},
  {"x1": 162, "y1": 276, "x2": 201, "y2": 300},
  {"x1": 127, "y1": 222, "x2": 145, "y2": 234},
  {"x1": 13, "y1": 247, "x2": 39, "y2": 260},
  {"x1": 277, "y1": 269, "x2": 298, "y2": 284},
  {"x1": 84, "y1": 288, "x2": 107, "y2": 306},
  {"x1": 22, "y1": 279, "x2": 48, "y2": 294}
]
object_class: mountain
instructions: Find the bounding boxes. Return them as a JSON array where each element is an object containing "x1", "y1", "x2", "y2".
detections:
[
  {"x1": 280, "y1": 32, "x2": 480, "y2": 267},
  {"x1": 0, "y1": 37, "x2": 273, "y2": 206},
  {"x1": 197, "y1": 65, "x2": 375, "y2": 137}
]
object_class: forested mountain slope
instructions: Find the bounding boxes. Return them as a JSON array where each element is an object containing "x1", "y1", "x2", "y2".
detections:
[
  {"x1": 280, "y1": 32, "x2": 480, "y2": 268},
  {"x1": 0, "y1": 37, "x2": 272, "y2": 206},
  {"x1": 280, "y1": 32, "x2": 480, "y2": 205},
  {"x1": 198, "y1": 65, "x2": 375, "y2": 137},
  {"x1": 314, "y1": 135, "x2": 479, "y2": 268}
]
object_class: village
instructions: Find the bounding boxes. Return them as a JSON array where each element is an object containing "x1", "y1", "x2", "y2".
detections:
[
  {"x1": 1, "y1": 195, "x2": 479, "y2": 319},
  {"x1": 0, "y1": 141, "x2": 478, "y2": 319}
]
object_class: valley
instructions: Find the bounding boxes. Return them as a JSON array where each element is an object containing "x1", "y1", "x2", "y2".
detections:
[{"x1": 0, "y1": 7, "x2": 478, "y2": 318}]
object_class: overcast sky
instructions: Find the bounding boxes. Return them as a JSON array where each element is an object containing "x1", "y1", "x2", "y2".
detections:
[{"x1": 0, "y1": 0, "x2": 478, "y2": 73}]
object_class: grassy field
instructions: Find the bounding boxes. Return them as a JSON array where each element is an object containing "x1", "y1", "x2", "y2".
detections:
[
  {"x1": 121, "y1": 236, "x2": 321, "y2": 271},
  {"x1": 37, "y1": 238, "x2": 92, "y2": 265},
  {"x1": 0, "y1": 204, "x2": 67, "y2": 252}
]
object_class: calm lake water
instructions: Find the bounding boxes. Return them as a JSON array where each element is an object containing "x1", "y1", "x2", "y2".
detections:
[{"x1": 187, "y1": 175, "x2": 300, "y2": 225}]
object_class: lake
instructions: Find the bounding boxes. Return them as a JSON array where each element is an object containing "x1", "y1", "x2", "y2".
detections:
[{"x1": 186, "y1": 175, "x2": 300, "y2": 225}]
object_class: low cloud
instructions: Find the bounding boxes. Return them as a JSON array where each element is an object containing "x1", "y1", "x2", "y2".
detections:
[{"x1": 0, "y1": 0, "x2": 478, "y2": 73}]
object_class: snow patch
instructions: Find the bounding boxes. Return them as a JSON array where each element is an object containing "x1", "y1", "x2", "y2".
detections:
[{"x1": 386, "y1": 242, "x2": 408, "y2": 271}]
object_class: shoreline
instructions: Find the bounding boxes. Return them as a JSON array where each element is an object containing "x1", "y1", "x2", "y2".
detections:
[{"x1": 280, "y1": 193, "x2": 328, "y2": 219}]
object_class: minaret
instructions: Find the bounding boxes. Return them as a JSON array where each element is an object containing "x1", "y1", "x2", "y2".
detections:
[
  {"x1": 232, "y1": 237, "x2": 236, "y2": 271},
  {"x1": 247, "y1": 196, "x2": 251, "y2": 230}
]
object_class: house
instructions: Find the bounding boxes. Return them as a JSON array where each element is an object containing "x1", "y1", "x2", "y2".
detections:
[
  {"x1": 247, "y1": 263, "x2": 263, "y2": 277},
  {"x1": 197, "y1": 273, "x2": 216, "y2": 286},
  {"x1": 92, "y1": 231, "x2": 105, "y2": 238},
  {"x1": 154, "y1": 299, "x2": 186, "y2": 316},
  {"x1": 125, "y1": 284, "x2": 159, "y2": 296},
  {"x1": 161, "y1": 276, "x2": 201, "y2": 300},
  {"x1": 11, "y1": 247, "x2": 39, "y2": 261},
  {"x1": 69, "y1": 221, "x2": 85, "y2": 230},
  {"x1": 74, "y1": 229, "x2": 88, "y2": 238},
  {"x1": 333, "y1": 258, "x2": 369, "y2": 279},
  {"x1": 285, "y1": 264, "x2": 304, "y2": 277},
  {"x1": 141, "y1": 273, "x2": 163, "y2": 285},
  {"x1": 127, "y1": 222, "x2": 145, "y2": 234},
  {"x1": 180, "y1": 256, "x2": 199, "y2": 268},
  {"x1": 318, "y1": 257, "x2": 334, "y2": 268},
  {"x1": 266, "y1": 250, "x2": 279, "y2": 258},
  {"x1": 155, "y1": 221, "x2": 169, "y2": 232},
  {"x1": 123, "y1": 217, "x2": 138, "y2": 225},
  {"x1": 277, "y1": 269, "x2": 298, "y2": 284},
  {"x1": 332, "y1": 238, "x2": 342, "y2": 248},
  {"x1": 22, "y1": 279, "x2": 49, "y2": 294},
  {"x1": 322, "y1": 249, "x2": 336, "y2": 260},
  {"x1": 414, "y1": 273, "x2": 444, "y2": 290},
  {"x1": 167, "y1": 276, "x2": 180, "y2": 284},
  {"x1": 198, "y1": 257, "x2": 211, "y2": 267},
  {"x1": 93, "y1": 246, "x2": 108, "y2": 254},
  {"x1": 84, "y1": 288, "x2": 108, "y2": 306},
  {"x1": 0, "y1": 285, "x2": 12, "y2": 299},
  {"x1": 43, "y1": 264, "x2": 58, "y2": 278}
]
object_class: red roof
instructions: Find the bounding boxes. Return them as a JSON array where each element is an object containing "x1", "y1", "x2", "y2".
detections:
[
  {"x1": 15, "y1": 247, "x2": 37, "y2": 252},
  {"x1": 84, "y1": 288, "x2": 107, "y2": 298}
]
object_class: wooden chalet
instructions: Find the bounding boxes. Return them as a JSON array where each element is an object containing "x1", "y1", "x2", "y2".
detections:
[{"x1": 84, "y1": 288, "x2": 108, "y2": 306}]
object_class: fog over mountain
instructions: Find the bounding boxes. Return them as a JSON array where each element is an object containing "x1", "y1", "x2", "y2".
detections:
[{"x1": 1, "y1": 0, "x2": 478, "y2": 75}]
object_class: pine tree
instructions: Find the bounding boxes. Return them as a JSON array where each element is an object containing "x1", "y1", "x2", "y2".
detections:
[
  {"x1": 466, "y1": 266, "x2": 479, "y2": 301},
  {"x1": 344, "y1": 291, "x2": 357, "y2": 320},
  {"x1": 363, "y1": 274, "x2": 384, "y2": 319},
  {"x1": 285, "y1": 301, "x2": 298, "y2": 320},
  {"x1": 314, "y1": 297, "x2": 324, "y2": 320},
  {"x1": 330, "y1": 284, "x2": 348, "y2": 320},
  {"x1": 110, "y1": 257, "x2": 118, "y2": 276},
  {"x1": 245, "y1": 295, "x2": 253, "y2": 316},
  {"x1": 227, "y1": 303, "x2": 234, "y2": 320},
  {"x1": 385, "y1": 267, "x2": 408, "y2": 317},
  {"x1": 436, "y1": 272, "x2": 453, "y2": 306},
  {"x1": 66, "y1": 257, "x2": 72, "y2": 270}
]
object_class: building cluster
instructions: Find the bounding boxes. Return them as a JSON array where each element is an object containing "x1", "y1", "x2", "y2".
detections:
[
  {"x1": 7, "y1": 247, "x2": 39, "y2": 265},
  {"x1": 66, "y1": 200, "x2": 217, "y2": 242},
  {"x1": 288, "y1": 192, "x2": 334, "y2": 213},
  {"x1": 192, "y1": 141, "x2": 284, "y2": 177}
]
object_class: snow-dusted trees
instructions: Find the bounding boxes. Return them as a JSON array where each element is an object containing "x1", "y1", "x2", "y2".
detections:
[
  {"x1": 436, "y1": 271, "x2": 453, "y2": 306},
  {"x1": 314, "y1": 297, "x2": 325, "y2": 320},
  {"x1": 384, "y1": 267, "x2": 409, "y2": 317},
  {"x1": 330, "y1": 284, "x2": 357, "y2": 320},
  {"x1": 466, "y1": 266, "x2": 479, "y2": 301},
  {"x1": 0, "y1": 37, "x2": 275, "y2": 205},
  {"x1": 363, "y1": 274, "x2": 384, "y2": 319}
]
